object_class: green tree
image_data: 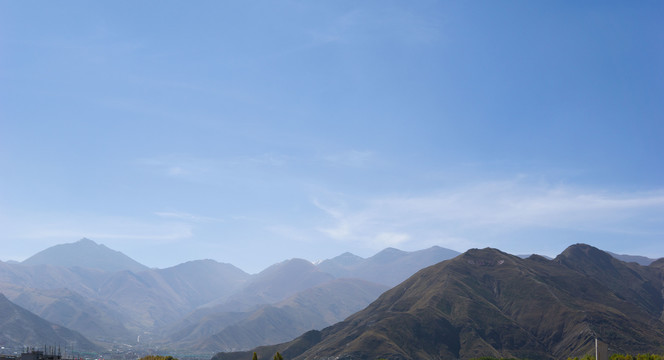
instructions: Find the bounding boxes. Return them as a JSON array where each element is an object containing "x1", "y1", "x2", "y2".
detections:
[
  {"x1": 252, "y1": 352, "x2": 258, "y2": 360},
  {"x1": 273, "y1": 352, "x2": 283, "y2": 360}
]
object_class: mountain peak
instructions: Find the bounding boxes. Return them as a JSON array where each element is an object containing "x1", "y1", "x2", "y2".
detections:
[
  {"x1": 369, "y1": 247, "x2": 407, "y2": 262},
  {"x1": 555, "y1": 243, "x2": 615, "y2": 268},
  {"x1": 77, "y1": 237, "x2": 96, "y2": 244},
  {"x1": 22, "y1": 238, "x2": 148, "y2": 273}
]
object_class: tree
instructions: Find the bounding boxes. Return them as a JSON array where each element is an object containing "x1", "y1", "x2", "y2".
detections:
[
  {"x1": 273, "y1": 352, "x2": 283, "y2": 360},
  {"x1": 252, "y1": 352, "x2": 258, "y2": 360}
]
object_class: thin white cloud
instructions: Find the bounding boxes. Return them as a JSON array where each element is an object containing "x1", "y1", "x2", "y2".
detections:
[
  {"x1": 312, "y1": 179, "x2": 664, "y2": 250},
  {"x1": 230, "y1": 153, "x2": 288, "y2": 167},
  {"x1": 155, "y1": 211, "x2": 223, "y2": 223},
  {"x1": 267, "y1": 225, "x2": 313, "y2": 243},
  {"x1": 137, "y1": 153, "x2": 289, "y2": 182},
  {"x1": 309, "y1": 7, "x2": 442, "y2": 47},
  {"x1": 1, "y1": 212, "x2": 194, "y2": 244},
  {"x1": 324, "y1": 150, "x2": 375, "y2": 168},
  {"x1": 137, "y1": 156, "x2": 215, "y2": 181}
]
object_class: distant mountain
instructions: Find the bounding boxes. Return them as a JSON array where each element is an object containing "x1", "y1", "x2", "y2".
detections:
[
  {"x1": 95, "y1": 260, "x2": 250, "y2": 333},
  {"x1": 318, "y1": 246, "x2": 460, "y2": 286},
  {"x1": 606, "y1": 251, "x2": 657, "y2": 266},
  {"x1": 170, "y1": 248, "x2": 459, "y2": 351},
  {"x1": 1, "y1": 255, "x2": 250, "y2": 337},
  {"x1": 210, "y1": 258, "x2": 335, "y2": 312},
  {"x1": 214, "y1": 244, "x2": 664, "y2": 360},
  {"x1": 0, "y1": 261, "x2": 109, "y2": 298},
  {"x1": 154, "y1": 259, "x2": 250, "y2": 308},
  {"x1": 6, "y1": 286, "x2": 133, "y2": 343},
  {"x1": 173, "y1": 258, "x2": 337, "y2": 339},
  {"x1": 22, "y1": 238, "x2": 148, "y2": 273},
  {"x1": 190, "y1": 278, "x2": 388, "y2": 352},
  {"x1": 0, "y1": 293, "x2": 100, "y2": 352},
  {"x1": 517, "y1": 254, "x2": 552, "y2": 259}
]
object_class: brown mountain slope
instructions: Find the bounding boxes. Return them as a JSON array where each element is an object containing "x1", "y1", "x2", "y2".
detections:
[{"x1": 214, "y1": 245, "x2": 664, "y2": 360}]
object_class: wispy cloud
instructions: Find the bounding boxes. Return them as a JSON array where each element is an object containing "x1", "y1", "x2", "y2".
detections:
[
  {"x1": 309, "y1": 7, "x2": 442, "y2": 47},
  {"x1": 230, "y1": 153, "x2": 288, "y2": 167},
  {"x1": 137, "y1": 153, "x2": 289, "y2": 182},
  {"x1": 137, "y1": 156, "x2": 216, "y2": 181},
  {"x1": 312, "y1": 179, "x2": 664, "y2": 250},
  {"x1": 155, "y1": 211, "x2": 223, "y2": 223},
  {"x1": 323, "y1": 150, "x2": 375, "y2": 168},
  {"x1": 22, "y1": 217, "x2": 193, "y2": 242},
  {"x1": 0, "y1": 211, "x2": 195, "y2": 245}
]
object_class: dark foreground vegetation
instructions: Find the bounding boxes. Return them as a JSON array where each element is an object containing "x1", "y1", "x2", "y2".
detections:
[
  {"x1": 139, "y1": 356, "x2": 178, "y2": 360},
  {"x1": 569, "y1": 355, "x2": 664, "y2": 360}
]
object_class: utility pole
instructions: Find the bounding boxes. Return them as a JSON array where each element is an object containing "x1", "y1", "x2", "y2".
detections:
[{"x1": 595, "y1": 338, "x2": 608, "y2": 360}]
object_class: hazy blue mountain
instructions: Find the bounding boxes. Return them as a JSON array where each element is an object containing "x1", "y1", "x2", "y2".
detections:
[
  {"x1": 93, "y1": 260, "x2": 250, "y2": 333},
  {"x1": 167, "y1": 258, "x2": 338, "y2": 343},
  {"x1": 212, "y1": 258, "x2": 335, "y2": 312},
  {"x1": 318, "y1": 246, "x2": 460, "y2": 286},
  {"x1": 154, "y1": 259, "x2": 250, "y2": 308},
  {"x1": 1, "y1": 252, "x2": 250, "y2": 340},
  {"x1": 517, "y1": 254, "x2": 552, "y2": 259},
  {"x1": 7, "y1": 287, "x2": 133, "y2": 343},
  {"x1": 184, "y1": 278, "x2": 389, "y2": 352},
  {"x1": 606, "y1": 251, "x2": 658, "y2": 266},
  {"x1": 22, "y1": 238, "x2": 148, "y2": 273},
  {"x1": 0, "y1": 261, "x2": 109, "y2": 297},
  {"x1": 0, "y1": 293, "x2": 100, "y2": 352}
]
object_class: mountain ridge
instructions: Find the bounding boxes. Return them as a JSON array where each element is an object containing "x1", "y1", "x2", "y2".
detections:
[
  {"x1": 213, "y1": 244, "x2": 664, "y2": 360},
  {"x1": 0, "y1": 293, "x2": 101, "y2": 352},
  {"x1": 22, "y1": 238, "x2": 148, "y2": 273}
]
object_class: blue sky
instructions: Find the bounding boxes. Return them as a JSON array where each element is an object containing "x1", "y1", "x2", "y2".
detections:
[{"x1": 1, "y1": 1, "x2": 662, "y2": 273}]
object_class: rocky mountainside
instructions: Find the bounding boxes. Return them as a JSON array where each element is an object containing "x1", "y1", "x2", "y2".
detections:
[
  {"x1": 0, "y1": 293, "x2": 100, "y2": 352},
  {"x1": 213, "y1": 244, "x2": 664, "y2": 360}
]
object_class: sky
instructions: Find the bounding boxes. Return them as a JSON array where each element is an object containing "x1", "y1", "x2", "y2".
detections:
[{"x1": 1, "y1": 1, "x2": 662, "y2": 274}]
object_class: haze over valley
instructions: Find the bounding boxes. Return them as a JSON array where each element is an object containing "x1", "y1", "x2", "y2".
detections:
[
  {"x1": 1, "y1": 239, "x2": 663, "y2": 359},
  {"x1": 0, "y1": 239, "x2": 459, "y2": 354}
]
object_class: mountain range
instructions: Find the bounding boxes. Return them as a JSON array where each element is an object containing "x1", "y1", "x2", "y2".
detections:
[
  {"x1": 213, "y1": 244, "x2": 664, "y2": 360},
  {"x1": 0, "y1": 238, "x2": 460, "y2": 353},
  {"x1": 2, "y1": 239, "x2": 662, "y2": 359}
]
